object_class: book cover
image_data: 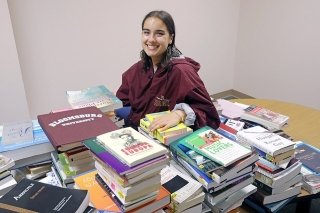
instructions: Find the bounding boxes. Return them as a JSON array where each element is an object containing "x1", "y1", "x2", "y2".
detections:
[
  {"x1": 84, "y1": 138, "x2": 169, "y2": 178},
  {"x1": 179, "y1": 126, "x2": 252, "y2": 167},
  {"x1": 0, "y1": 120, "x2": 49, "y2": 153},
  {"x1": 96, "y1": 127, "x2": 168, "y2": 167},
  {"x1": 295, "y1": 141, "x2": 320, "y2": 174},
  {"x1": 74, "y1": 170, "x2": 121, "y2": 212},
  {"x1": 37, "y1": 106, "x2": 118, "y2": 151},
  {"x1": 237, "y1": 126, "x2": 295, "y2": 156},
  {"x1": 241, "y1": 105, "x2": 289, "y2": 130},
  {"x1": 0, "y1": 178, "x2": 89, "y2": 213},
  {"x1": 66, "y1": 85, "x2": 123, "y2": 113}
]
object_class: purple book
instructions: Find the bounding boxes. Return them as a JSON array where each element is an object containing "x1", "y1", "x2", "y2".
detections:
[{"x1": 84, "y1": 138, "x2": 168, "y2": 176}]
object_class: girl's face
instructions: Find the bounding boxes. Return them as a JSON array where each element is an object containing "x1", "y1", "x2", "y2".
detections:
[{"x1": 141, "y1": 17, "x2": 173, "y2": 66}]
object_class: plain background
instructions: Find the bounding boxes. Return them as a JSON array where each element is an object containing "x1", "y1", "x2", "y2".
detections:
[{"x1": 1, "y1": 0, "x2": 319, "y2": 122}]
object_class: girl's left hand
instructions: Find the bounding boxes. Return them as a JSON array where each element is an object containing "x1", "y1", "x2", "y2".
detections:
[{"x1": 149, "y1": 110, "x2": 184, "y2": 132}]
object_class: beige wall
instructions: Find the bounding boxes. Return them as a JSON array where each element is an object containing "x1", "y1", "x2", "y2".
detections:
[
  {"x1": 1, "y1": 0, "x2": 319, "y2": 122},
  {"x1": 234, "y1": 0, "x2": 320, "y2": 109},
  {"x1": 0, "y1": 0, "x2": 30, "y2": 122}
]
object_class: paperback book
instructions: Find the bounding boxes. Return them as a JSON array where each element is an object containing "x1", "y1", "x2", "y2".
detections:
[
  {"x1": 179, "y1": 126, "x2": 252, "y2": 167},
  {"x1": 295, "y1": 141, "x2": 320, "y2": 174},
  {"x1": 96, "y1": 127, "x2": 168, "y2": 167}
]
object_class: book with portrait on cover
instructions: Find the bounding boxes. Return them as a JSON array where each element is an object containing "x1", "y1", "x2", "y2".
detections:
[
  {"x1": 179, "y1": 126, "x2": 252, "y2": 167},
  {"x1": 37, "y1": 106, "x2": 118, "y2": 151},
  {"x1": 96, "y1": 127, "x2": 168, "y2": 167},
  {"x1": 0, "y1": 178, "x2": 89, "y2": 213}
]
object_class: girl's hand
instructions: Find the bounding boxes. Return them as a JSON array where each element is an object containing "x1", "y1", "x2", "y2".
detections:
[{"x1": 149, "y1": 110, "x2": 185, "y2": 132}]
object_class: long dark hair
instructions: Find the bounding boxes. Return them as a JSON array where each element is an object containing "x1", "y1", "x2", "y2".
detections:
[{"x1": 140, "y1": 10, "x2": 182, "y2": 70}]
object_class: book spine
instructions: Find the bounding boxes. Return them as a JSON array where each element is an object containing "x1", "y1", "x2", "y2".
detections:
[
  {"x1": 254, "y1": 171, "x2": 273, "y2": 187},
  {"x1": 253, "y1": 179, "x2": 272, "y2": 194}
]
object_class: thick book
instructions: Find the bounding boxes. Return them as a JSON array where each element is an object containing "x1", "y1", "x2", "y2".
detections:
[
  {"x1": 37, "y1": 106, "x2": 118, "y2": 151},
  {"x1": 0, "y1": 178, "x2": 89, "y2": 213},
  {"x1": 66, "y1": 84, "x2": 123, "y2": 113},
  {"x1": 84, "y1": 138, "x2": 169, "y2": 178},
  {"x1": 74, "y1": 170, "x2": 121, "y2": 212},
  {"x1": 241, "y1": 105, "x2": 289, "y2": 130},
  {"x1": 96, "y1": 127, "x2": 168, "y2": 167},
  {"x1": 237, "y1": 126, "x2": 295, "y2": 156},
  {"x1": 295, "y1": 141, "x2": 320, "y2": 174},
  {"x1": 179, "y1": 126, "x2": 252, "y2": 167}
]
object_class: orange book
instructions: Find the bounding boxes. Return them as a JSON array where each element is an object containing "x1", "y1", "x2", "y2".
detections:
[{"x1": 74, "y1": 170, "x2": 120, "y2": 212}]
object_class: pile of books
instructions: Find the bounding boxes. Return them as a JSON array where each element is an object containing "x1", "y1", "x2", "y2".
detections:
[
  {"x1": 139, "y1": 111, "x2": 192, "y2": 146},
  {"x1": 295, "y1": 141, "x2": 320, "y2": 194},
  {"x1": 169, "y1": 126, "x2": 258, "y2": 213},
  {"x1": 237, "y1": 126, "x2": 302, "y2": 211},
  {"x1": 38, "y1": 106, "x2": 118, "y2": 186},
  {"x1": 84, "y1": 127, "x2": 171, "y2": 212},
  {"x1": 0, "y1": 154, "x2": 16, "y2": 196},
  {"x1": 66, "y1": 85, "x2": 124, "y2": 127}
]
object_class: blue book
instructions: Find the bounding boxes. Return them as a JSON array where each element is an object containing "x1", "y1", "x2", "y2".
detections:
[
  {"x1": 295, "y1": 141, "x2": 320, "y2": 174},
  {"x1": 0, "y1": 120, "x2": 49, "y2": 152}
]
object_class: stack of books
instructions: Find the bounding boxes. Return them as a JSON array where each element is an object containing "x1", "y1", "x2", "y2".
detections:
[
  {"x1": 0, "y1": 120, "x2": 55, "y2": 168},
  {"x1": 295, "y1": 141, "x2": 320, "y2": 194},
  {"x1": 169, "y1": 126, "x2": 258, "y2": 213},
  {"x1": 66, "y1": 85, "x2": 124, "y2": 127},
  {"x1": 240, "y1": 105, "x2": 289, "y2": 130},
  {"x1": 0, "y1": 154, "x2": 16, "y2": 196},
  {"x1": 38, "y1": 106, "x2": 118, "y2": 186},
  {"x1": 139, "y1": 111, "x2": 192, "y2": 146},
  {"x1": 237, "y1": 126, "x2": 302, "y2": 211},
  {"x1": 84, "y1": 127, "x2": 170, "y2": 212}
]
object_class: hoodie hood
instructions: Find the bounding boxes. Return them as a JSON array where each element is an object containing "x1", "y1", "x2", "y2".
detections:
[{"x1": 170, "y1": 57, "x2": 201, "y2": 73}]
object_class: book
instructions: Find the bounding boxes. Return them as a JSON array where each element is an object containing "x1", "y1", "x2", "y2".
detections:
[
  {"x1": 83, "y1": 138, "x2": 169, "y2": 178},
  {"x1": 66, "y1": 85, "x2": 123, "y2": 113},
  {"x1": 301, "y1": 174, "x2": 320, "y2": 194},
  {"x1": 295, "y1": 141, "x2": 320, "y2": 174},
  {"x1": 160, "y1": 164, "x2": 204, "y2": 212},
  {"x1": 252, "y1": 183, "x2": 302, "y2": 205},
  {"x1": 37, "y1": 106, "x2": 118, "y2": 151},
  {"x1": 237, "y1": 126, "x2": 295, "y2": 156},
  {"x1": 0, "y1": 120, "x2": 33, "y2": 145},
  {"x1": 0, "y1": 178, "x2": 89, "y2": 213},
  {"x1": 0, "y1": 175, "x2": 17, "y2": 196},
  {"x1": 179, "y1": 126, "x2": 252, "y2": 167},
  {"x1": 217, "y1": 99, "x2": 246, "y2": 119},
  {"x1": 96, "y1": 127, "x2": 168, "y2": 167},
  {"x1": 255, "y1": 148, "x2": 295, "y2": 164},
  {"x1": 0, "y1": 154, "x2": 15, "y2": 173},
  {"x1": 244, "y1": 195, "x2": 295, "y2": 213},
  {"x1": 241, "y1": 105, "x2": 289, "y2": 130},
  {"x1": 74, "y1": 170, "x2": 121, "y2": 212},
  {"x1": 256, "y1": 158, "x2": 300, "y2": 179}
]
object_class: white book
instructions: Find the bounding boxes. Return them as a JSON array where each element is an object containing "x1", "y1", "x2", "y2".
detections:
[
  {"x1": 97, "y1": 127, "x2": 168, "y2": 167},
  {"x1": 237, "y1": 126, "x2": 295, "y2": 156}
]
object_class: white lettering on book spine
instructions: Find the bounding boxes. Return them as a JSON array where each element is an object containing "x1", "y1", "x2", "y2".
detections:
[
  {"x1": 49, "y1": 113, "x2": 103, "y2": 127},
  {"x1": 14, "y1": 183, "x2": 34, "y2": 201}
]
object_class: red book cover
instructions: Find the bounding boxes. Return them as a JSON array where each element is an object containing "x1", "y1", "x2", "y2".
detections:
[{"x1": 37, "y1": 106, "x2": 118, "y2": 151}]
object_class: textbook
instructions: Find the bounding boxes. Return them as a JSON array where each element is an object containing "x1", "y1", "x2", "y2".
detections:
[
  {"x1": 241, "y1": 105, "x2": 289, "y2": 130},
  {"x1": 37, "y1": 106, "x2": 118, "y2": 151},
  {"x1": 66, "y1": 84, "x2": 123, "y2": 113},
  {"x1": 96, "y1": 127, "x2": 168, "y2": 167},
  {"x1": 0, "y1": 178, "x2": 89, "y2": 213},
  {"x1": 237, "y1": 126, "x2": 295, "y2": 156},
  {"x1": 179, "y1": 126, "x2": 252, "y2": 167}
]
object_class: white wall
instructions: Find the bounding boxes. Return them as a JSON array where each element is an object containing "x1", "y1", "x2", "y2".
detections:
[
  {"x1": 0, "y1": 0, "x2": 30, "y2": 122},
  {"x1": 235, "y1": 0, "x2": 320, "y2": 109},
  {"x1": 7, "y1": 0, "x2": 239, "y2": 119}
]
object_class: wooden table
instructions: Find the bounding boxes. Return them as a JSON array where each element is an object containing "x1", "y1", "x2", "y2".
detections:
[{"x1": 228, "y1": 99, "x2": 320, "y2": 213}]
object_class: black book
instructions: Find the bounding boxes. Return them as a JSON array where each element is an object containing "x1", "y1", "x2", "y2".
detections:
[{"x1": 0, "y1": 178, "x2": 89, "y2": 213}]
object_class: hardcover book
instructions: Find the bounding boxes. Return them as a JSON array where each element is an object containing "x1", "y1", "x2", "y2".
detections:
[
  {"x1": 241, "y1": 105, "x2": 289, "y2": 130},
  {"x1": 96, "y1": 127, "x2": 168, "y2": 167},
  {"x1": 37, "y1": 106, "x2": 118, "y2": 151},
  {"x1": 0, "y1": 178, "x2": 89, "y2": 213},
  {"x1": 295, "y1": 141, "x2": 320, "y2": 174},
  {"x1": 179, "y1": 126, "x2": 252, "y2": 167},
  {"x1": 237, "y1": 126, "x2": 295, "y2": 156},
  {"x1": 66, "y1": 84, "x2": 123, "y2": 113}
]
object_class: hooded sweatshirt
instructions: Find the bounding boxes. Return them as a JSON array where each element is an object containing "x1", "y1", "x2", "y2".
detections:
[{"x1": 116, "y1": 57, "x2": 220, "y2": 130}]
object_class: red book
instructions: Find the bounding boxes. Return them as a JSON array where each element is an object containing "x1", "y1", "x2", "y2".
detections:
[{"x1": 37, "y1": 106, "x2": 118, "y2": 152}]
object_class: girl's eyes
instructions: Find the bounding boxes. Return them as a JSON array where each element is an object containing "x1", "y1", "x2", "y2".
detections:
[{"x1": 142, "y1": 31, "x2": 165, "y2": 37}]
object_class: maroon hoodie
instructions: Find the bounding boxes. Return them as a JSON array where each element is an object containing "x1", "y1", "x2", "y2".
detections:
[{"x1": 116, "y1": 57, "x2": 220, "y2": 130}]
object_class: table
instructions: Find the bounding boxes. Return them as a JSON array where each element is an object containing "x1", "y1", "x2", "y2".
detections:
[{"x1": 228, "y1": 99, "x2": 320, "y2": 213}]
